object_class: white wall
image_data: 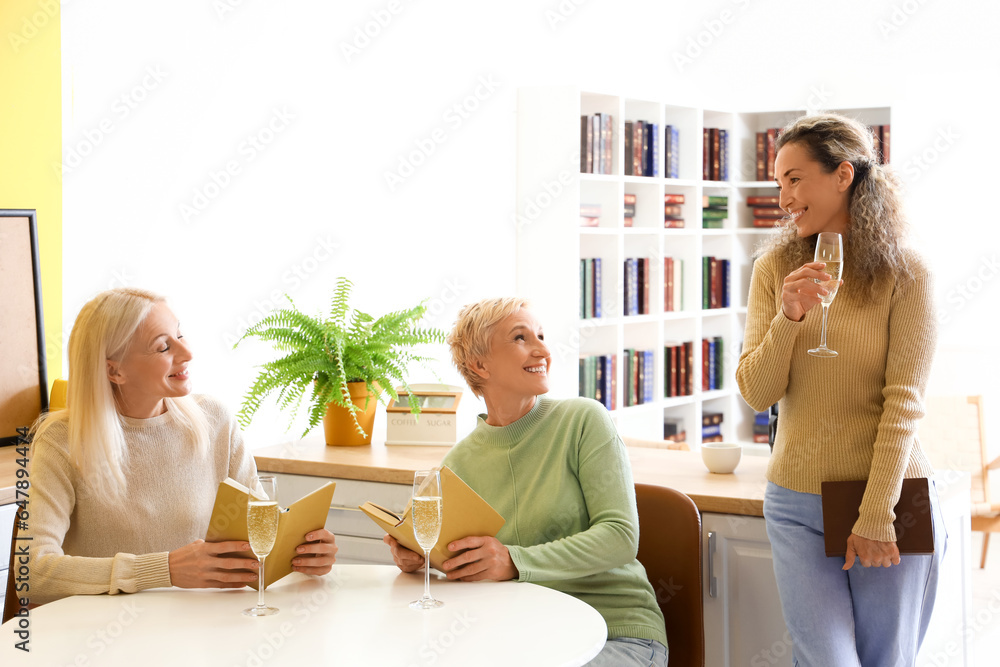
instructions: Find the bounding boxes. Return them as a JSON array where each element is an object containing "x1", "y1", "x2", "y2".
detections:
[{"x1": 59, "y1": 0, "x2": 1000, "y2": 448}]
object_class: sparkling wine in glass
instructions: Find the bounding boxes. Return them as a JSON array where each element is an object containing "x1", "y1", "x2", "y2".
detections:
[
  {"x1": 243, "y1": 474, "x2": 280, "y2": 617},
  {"x1": 808, "y1": 232, "x2": 844, "y2": 358},
  {"x1": 409, "y1": 470, "x2": 444, "y2": 610}
]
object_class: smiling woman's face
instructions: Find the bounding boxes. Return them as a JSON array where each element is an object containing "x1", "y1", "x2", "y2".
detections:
[
  {"x1": 107, "y1": 301, "x2": 193, "y2": 418},
  {"x1": 473, "y1": 308, "x2": 551, "y2": 400},
  {"x1": 775, "y1": 141, "x2": 853, "y2": 238}
]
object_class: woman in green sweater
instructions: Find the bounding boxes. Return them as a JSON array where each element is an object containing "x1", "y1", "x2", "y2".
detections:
[
  {"x1": 384, "y1": 297, "x2": 667, "y2": 666},
  {"x1": 736, "y1": 114, "x2": 945, "y2": 666}
]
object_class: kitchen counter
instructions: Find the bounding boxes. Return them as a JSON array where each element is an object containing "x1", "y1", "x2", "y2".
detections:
[{"x1": 253, "y1": 436, "x2": 771, "y2": 516}]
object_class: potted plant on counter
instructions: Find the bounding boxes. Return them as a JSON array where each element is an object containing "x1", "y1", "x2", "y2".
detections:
[{"x1": 234, "y1": 277, "x2": 447, "y2": 446}]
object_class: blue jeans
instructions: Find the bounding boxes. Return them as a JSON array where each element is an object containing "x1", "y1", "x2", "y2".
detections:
[
  {"x1": 763, "y1": 481, "x2": 947, "y2": 667},
  {"x1": 585, "y1": 637, "x2": 668, "y2": 666}
]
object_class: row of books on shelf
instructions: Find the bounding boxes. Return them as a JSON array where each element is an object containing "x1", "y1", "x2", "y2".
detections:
[
  {"x1": 664, "y1": 336, "x2": 725, "y2": 398},
  {"x1": 623, "y1": 257, "x2": 652, "y2": 316},
  {"x1": 580, "y1": 337, "x2": 722, "y2": 408},
  {"x1": 703, "y1": 128, "x2": 729, "y2": 182},
  {"x1": 578, "y1": 349, "x2": 656, "y2": 410},
  {"x1": 702, "y1": 257, "x2": 730, "y2": 309},
  {"x1": 623, "y1": 121, "x2": 681, "y2": 178},
  {"x1": 580, "y1": 255, "x2": 724, "y2": 318},
  {"x1": 753, "y1": 125, "x2": 891, "y2": 181},
  {"x1": 580, "y1": 113, "x2": 613, "y2": 174},
  {"x1": 745, "y1": 195, "x2": 785, "y2": 228},
  {"x1": 664, "y1": 411, "x2": 725, "y2": 444}
]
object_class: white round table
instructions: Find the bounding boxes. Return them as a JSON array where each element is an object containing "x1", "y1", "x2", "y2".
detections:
[{"x1": 1, "y1": 564, "x2": 607, "y2": 666}]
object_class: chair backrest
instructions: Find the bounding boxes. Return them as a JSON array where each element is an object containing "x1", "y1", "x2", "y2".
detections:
[
  {"x1": 3, "y1": 511, "x2": 22, "y2": 624},
  {"x1": 918, "y1": 395, "x2": 989, "y2": 505},
  {"x1": 635, "y1": 483, "x2": 704, "y2": 667}
]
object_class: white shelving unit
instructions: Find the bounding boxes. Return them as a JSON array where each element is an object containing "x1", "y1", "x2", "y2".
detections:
[{"x1": 515, "y1": 87, "x2": 890, "y2": 452}]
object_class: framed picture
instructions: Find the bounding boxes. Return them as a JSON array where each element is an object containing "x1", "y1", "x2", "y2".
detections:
[{"x1": 1, "y1": 209, "x2": 49, "y2": 446}]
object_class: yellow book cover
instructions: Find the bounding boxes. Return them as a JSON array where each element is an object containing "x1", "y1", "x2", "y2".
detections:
[
  {"x1": 359, "y1": 466, "x2": 505, "y2": 571},
  {"x1": 205, "y1": 478, "x2": 335, "y2": 589}
]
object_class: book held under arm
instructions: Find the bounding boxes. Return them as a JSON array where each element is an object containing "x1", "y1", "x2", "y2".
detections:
[
  {"x1": 820, "y1": 477, "x2": 933, "y2": 558},
  {"x1": 359, "y1": 466, "x2": 505, "y2": 571},
  {"x1": 205, "y1": 478, "x2": 336, "y2": 589}
]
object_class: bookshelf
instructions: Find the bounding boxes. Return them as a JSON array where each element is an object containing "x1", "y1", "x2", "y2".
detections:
[{"x1": 515, "y1": 87, "x2": 891, "y2": 452}]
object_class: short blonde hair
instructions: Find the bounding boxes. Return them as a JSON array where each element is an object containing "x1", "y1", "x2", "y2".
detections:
[{"x1": 447, "y1": 297, "x2": 530, "y2": 397}]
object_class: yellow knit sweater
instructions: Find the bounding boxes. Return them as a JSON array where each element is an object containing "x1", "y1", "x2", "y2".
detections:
[{"x1": 736, "y1": 249, "x2": 936, "y2": 542}]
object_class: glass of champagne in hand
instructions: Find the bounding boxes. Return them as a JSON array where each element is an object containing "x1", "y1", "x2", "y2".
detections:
[
  {"x1": 808, "y1": 232, "x2": 844, "y2": 358},
  {"x1": 243, "y1": 474, "x2": 280, "y2": 617},
  {"x1": 409, "y1": 470, "x2": 444, "y2": 610}
]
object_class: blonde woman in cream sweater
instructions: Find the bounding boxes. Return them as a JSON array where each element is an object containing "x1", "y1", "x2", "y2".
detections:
[
  {"x1": 26, "y1": 288, "x2": 337, "y2": 605},
  {"x1": 736, "y1": 114, "x2": 945, "y2": 667}
]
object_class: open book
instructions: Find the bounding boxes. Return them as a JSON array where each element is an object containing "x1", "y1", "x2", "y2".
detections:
[
  {"x1": 359, "y1": 466, "x2": 505, "y2": 572},
  {"x1": 205, "y1": 478, "x2": 336, "y2": 589}
]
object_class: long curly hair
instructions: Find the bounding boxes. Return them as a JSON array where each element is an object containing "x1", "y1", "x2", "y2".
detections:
[{"x1": 757, "y1": 113, "x2": 912, "y2": 297}]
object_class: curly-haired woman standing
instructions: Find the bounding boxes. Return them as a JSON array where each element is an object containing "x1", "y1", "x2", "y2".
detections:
[{"x1": 736, "y1": 114, "x2": 945, "y2": 666}]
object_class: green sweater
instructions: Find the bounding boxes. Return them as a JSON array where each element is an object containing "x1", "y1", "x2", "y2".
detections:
[{"x1": 442, "y1": 396, "x2": 667, "y2": 646}]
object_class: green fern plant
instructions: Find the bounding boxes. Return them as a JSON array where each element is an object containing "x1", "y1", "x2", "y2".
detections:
[{"x1": 234, "y1": 277, "x2": 447, "y2": 437}]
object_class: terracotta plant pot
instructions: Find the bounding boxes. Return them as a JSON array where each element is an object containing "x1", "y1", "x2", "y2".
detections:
[{"x1": 322, "y1": 381, "x2": 378, "y2": 446}]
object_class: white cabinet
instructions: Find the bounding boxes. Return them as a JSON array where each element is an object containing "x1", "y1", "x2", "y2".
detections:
[
  {"x1": 703, "y1": 512, "x2": 791, "y2": 667},
  {"x1": 702, "y1": 472, "x2": 972, "y2": 667},
  {"x1": 272, "y1": 473, "x2": 410, "y2": 566}
]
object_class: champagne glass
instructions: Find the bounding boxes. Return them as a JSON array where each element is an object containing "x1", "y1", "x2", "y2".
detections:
[
  {"x1": 808, "y1": 232, "x2": 844, "y2": 358},
  {"x1": 409, "y1": 470, "x2": 444, "y2": 610},
  {"x1": 243, "y1": 474, "x2": 280, "y2": 617}
]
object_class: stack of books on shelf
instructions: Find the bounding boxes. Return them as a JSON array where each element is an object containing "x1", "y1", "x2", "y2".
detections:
[
  {"x1": 746, "y1": 195, "x2": 784, "y2": 228},
  {"x1": 624, "y1": 120, "x2": 658, "y2": 177},
  {"x1": 664, "y1": 125, "x2": 680, "y2": 179},
  {"x1": 664, "y1": 341, "x2": 694, "y2": 398},
  {"x1": 623, "y1": 257, "x2": 652, "y2": 316},
  {"x1": 664, "y1": 257, "x2": 683, "y2": 312},
  {"x1": 702, "y1": 336, "x2": 724, "y2": 391},
  {"x1": 702, "y1": 411, "x2": 724, "y2": 443},
  {"x1": 579, "y1": 258, "x2": 604, "y2": 319},
  {"x1": 753, "y1": 410, "x2": 769, "y2": 444},
  {"x1": 664, "y1": 193, "x2": 685, "y2": 228},
  {"x1": 702, "y1": 257, "x2": 730, "y2": 309},
  {"x1": 580, "y1": 113, "x2": 613, "y2": 174},
  {"x1": 624, "y1": 193, "x2": 636, "y2": 227},
  {"x1": 664, "y1": 415, "x2": 686, "y2": 443},
  {"x1": 871, "y1": 125, "x2": 891, "y2": 164},
  {"x1": 702, "y1": 195, "x2": 728, "y2": 229},
  {"x1": 623, "y1": 348, "x2": 655, "y2": 407},
  {"x1": 702, "y1": 128, "x2": 729, "y2": 181},
  {"x1": 580, "y1": 203, "x2": 601, "y2": 227},
  {"x1": 579, "y1": 354, "x2": 616, "y2": 411}
]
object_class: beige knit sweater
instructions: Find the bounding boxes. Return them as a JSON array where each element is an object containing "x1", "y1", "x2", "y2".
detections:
[
  {"x1": 25, "y1": 395, "x2": 257, "y2": 605},
  {"x1": 736, "y1": 249, "x2": 936, "y2": 542}
]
